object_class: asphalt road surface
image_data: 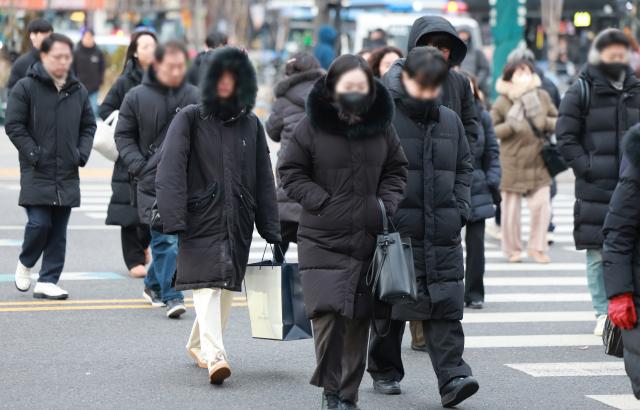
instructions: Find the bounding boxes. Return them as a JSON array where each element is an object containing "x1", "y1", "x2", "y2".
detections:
[{"x1": 0, "y1": 128, "x2": 637, "y2": 410}]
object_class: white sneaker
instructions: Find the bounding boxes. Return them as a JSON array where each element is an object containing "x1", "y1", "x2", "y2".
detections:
[
  {"x1": 14, "y1": 261, "x2": 32, "y2": 292},
  {"x1": 33, "y1": 282, "x2": 69, "y2": 300},
  {"x1": 594, "y1": 314, "x2": 607, "y2": 336}
]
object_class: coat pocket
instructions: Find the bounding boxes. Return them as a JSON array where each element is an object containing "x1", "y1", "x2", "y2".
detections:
[
  {"x1": 185, "y1": 183, "x2": 223, "y2": 239},
  {"x1": 187, "y1": 182, "x2": 219, "y2": 213}
]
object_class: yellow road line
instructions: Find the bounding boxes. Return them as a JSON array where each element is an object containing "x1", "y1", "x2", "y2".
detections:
[
  {"x1": 0, "y1": 297, "x2": 245, "y2": 306},
  {"x1": 0, "y1": 302, "x2": 247, "y2": 313}
]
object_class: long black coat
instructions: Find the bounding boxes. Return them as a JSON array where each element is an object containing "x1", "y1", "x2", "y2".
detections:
[
  {"x1": 406, "y1": 16, "x2": 480, "y2": 142},
  {"x1": 279, "y1": 77, "x2": 408, "y2": 320},
  {"x1": 602, "y1": 124, "x2": 640, "y2": 399},
  {"x1": 99, "y1": 60, "x2": 144, "y2": 227},
  {"x1": 266, "y1": 68, "x2": 324, "y2": 222},
  {"x1": 5, "y1": 62, "x2": 96, "y2": 207},
  {"x1": 381, "y1": 66, "x2": 473, "y2": 321},
  {"x1": 557, "y1": 65, "x2": 640, "y2": 249},
  {"x1": 156, "y1": 47, "x2": 281, "y2": 292},
  {"x1": 115, "y1": 67, "x2": 199, "y2": 224},
  {"x1": 7, "y1": 48, "x2": 39, "y2": 92},
  {"x1": 469, "y1": 102, "x2": 500, "y2": 223}
]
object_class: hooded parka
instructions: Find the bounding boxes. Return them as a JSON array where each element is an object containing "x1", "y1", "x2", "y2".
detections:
[
  {"x1": 155, "y1": 47, "x2": 281, "y2": 292},
  {"x1": 405, "y1": 16, "x2": 480, "y2": 142},
  {"x1": 492, "y1": 75, "x2": 558, "y2": 194},
  {"x1": 115, "y1": 65, "x2": 199, "y2": 224},
  {"x1": 266, "y1": 67, "x2": 325, "y2": 222},
  {"x1": 602, "y1": 125, "x2": 640, "y2": 399},
  {"x1": 279, "y1": 76, "x2": 408, "y2": 320},
  {"x1": 557, "y1": 60, "x2": 640, "y2": 249},
  {"x1": 380, "y1": 63, "x2": 473, "y2": 321},
  {"x1": 99, "y1": 60, "x2": 145, "y2": 227},
  {"x1": 5, "y1": 62, "x2": 96, "y2": 207}
]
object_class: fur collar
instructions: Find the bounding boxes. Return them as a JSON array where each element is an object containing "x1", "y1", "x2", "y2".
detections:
[
  {"x1": 495, "y1": 74, "x2": 542, "y2": 101},
  {"x1": 624, "y1": 123, "x2": 640, "y2": 168},
  {"x1": 200, "y1": 47, "x2": 257, "y2": 119},
  {"x1": 274, "y1": 68, "x2": 325, "y2": 97},
  {"x1": 306, "y1": 76, "x2": 394, "y2": 139}
]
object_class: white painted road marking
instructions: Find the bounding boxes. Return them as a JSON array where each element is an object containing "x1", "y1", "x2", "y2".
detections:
[
  {"x1": 463, "y1": 311, "x2": 594, "y2": 323},
  {"x1": 506, "y1": 362, "x2": 625, "y2": 377},
  {"x1": 485, "y1": 293, "x2": 591, "y2": 302},
  {"x1": 484, "y1": 276, "x2": 587, "y2": 286},
  {"x1": 466, "y1": 334, "x2": 601, "y2": 348}
]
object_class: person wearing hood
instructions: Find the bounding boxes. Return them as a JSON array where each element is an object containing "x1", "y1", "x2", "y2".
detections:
[
  {"x1": 156, "y1": 46, "x2": 281, "y2": 385},
  {"x1": 603, "y1": 124, "x2": 640, "y2": 400},
  {"x1": 72, "y1": 29, "x2": 105, "y2": 116},
  {"x1": 557, "y1": 28, "x2": 640, "y2": 336},
  {"x1": 115, "y1": 41, "x2": 199, "y2": 319},
  {"x1": 492, "y1": 60, "x2": 557, "y2": 264},
  {"x1": 6, "y1": 33, "x2": 96, "y2": 300},
  {"x1": 7, "y1": 18, "x2": 53, "y2": 93},
  {"x1": 314, "y1": 25, "x2": 338, "y2": 70},
  {"x1": 99, "y1": 30, "x2": 157, "y2": 279},
  {"x1": 366, "y1": 46, "x2": 477, "y2": 408},
  {"x1": 186, "y1": 30, "x2": 228, "y2": 86},
  {"x1": 457, "y1": 28, "x2": 491, "y2": 97},
  {"x1": 265, "y1": 52, "x2": 324, "y2": 262},
  {"x1": 279, "y1": 54, "x2": 408, "y2": 410}
]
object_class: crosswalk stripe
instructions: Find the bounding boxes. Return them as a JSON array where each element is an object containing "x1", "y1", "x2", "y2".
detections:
[
  {"x1": 505, "y1": 362, "x2": 625, "y2": 377},
  {"x1": 465, "y1": 334, "x2": 600, "y2": 348},
  {"x1": 0, "y1": 272, "x2": 123, "y2": 282},
  {"x1": 486, "y1": 263, "x2": 585, "y2": 271},
  {"x1": 586, "y1": 395, "x2": 640, "y2": 409},
  {"x1": 484, "y1": 277, "x2": 586, "y2": 286},
  {"x1": 485, "y1": 293, "x2": 590, "y2": 302},
  {"x1": 463, "y1": 311, "x2": 594, "y2": 323}
]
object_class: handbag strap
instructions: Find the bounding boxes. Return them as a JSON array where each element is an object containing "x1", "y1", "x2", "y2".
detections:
[{"x1": 377, "y1": 197, "x2": 389, "y2": 235}]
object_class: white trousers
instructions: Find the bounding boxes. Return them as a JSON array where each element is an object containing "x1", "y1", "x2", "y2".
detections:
[{"x1": 186, "y1": 288, "x2": 234, "y2": 369}]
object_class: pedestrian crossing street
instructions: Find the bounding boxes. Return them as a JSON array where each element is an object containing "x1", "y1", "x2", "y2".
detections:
[{"x1": 1, "y1": 182, "x2": 637, "y2": 408}]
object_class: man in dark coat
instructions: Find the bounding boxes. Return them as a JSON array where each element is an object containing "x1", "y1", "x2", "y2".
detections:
[
  {"x1": 265, "y1": 52, "x2": 324, "y2": 262},
  {"x1": 367, "y1": 46, "x2": 477, "y2": 408},
  {"x1": 602, "y1": 123, "x2": 640, "y2": 399},
  {"x1": 72, "y1": 29, "x2": 105, "y2": 116},
  {"x1": 115, "y1": 41, "x2": 199, "y2": 319},
  {"x1": 186, "y1": 30, "x2": 227, "y2": 86},
  {"x1": 6, "y1": 19, "x2": 53, "y2": 93},
  {"x1": 6, "y1": 33, "x2": 95, "y2": 300},
  {"x1": 156, "y1": 47, "x2": 281, "y2": 384},
  {"x1": 557, "y1": 28, "x2": 640, "y2": 336}
]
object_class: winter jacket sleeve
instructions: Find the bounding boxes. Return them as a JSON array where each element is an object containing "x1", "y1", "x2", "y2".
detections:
[
  {"x1": 4, "y1": 80, "x2": 40, "y2": 165},
  {"x1": 481, "y1": 111, "x2": 501, "y2": 190},
  {"x1": 98, "y1": 76, "x2": 126, "y2": 120},
  {"x1": 557, "y1": 81, "x2": 591, "y2": 178},
  {"x1": 115, "y1": 92, "x2": 147, "y2": 176},
  {"x1": 490, "y1": 97, "x2": 515, "y2": 141},
  {"x1": 279, "y1": 119, "x2": 331, "y2": 212},
  {"x1": 254, "y1": 120, "x2": 282, "y2": 243},
  {"x1": 155, "y1": 108, "x2": 192, "y2": 234},
  {"x1": 77, "y1": 89, "x2": 97, "y2": 166},
  {"x1": 265, "y1": 97, "x2": 286, "y2": 142},
  {"x1": 6, "y1": 54, "x2": 30, "y2": 93},
  {"x1": 460, "y1": 75, "x2": 481, "y2": 143},
  {"x1": 377, "y1": 126, "x2": 408, "y2": 217},
  {"x1": 603, "y1": 162, "x2": 640, "y2": 298},
  {"x1": 454, "y1": 117, "x2": 473, "y2": 226}
]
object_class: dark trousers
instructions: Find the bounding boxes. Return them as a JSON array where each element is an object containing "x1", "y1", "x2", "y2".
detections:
[
  {"x1": 310, "y1": 313, "x2": 370, "y2": 404},
  {"x1": 121, "y1": 225, "x2": 151, "y2": 269},
  {"x1": 464, "y1": 219, "x2": 485, "y2": 303},
  {"x1": 20, "y1": 206, "x2": 72, "y2": 284},
  {"x1": 367, "y1": 319, "x2": 472, "y2": 390}
]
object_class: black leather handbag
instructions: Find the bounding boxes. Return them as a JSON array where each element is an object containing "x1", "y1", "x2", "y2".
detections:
[
  {"x1": 602, "y1": 316, "x2": 624, "y2": 358},
  {"x1": 526, "y1": 117, "x2": 568, "y2": 177},
  {"x1": 366, "y1": 198, "x2": 417, "y2": 306}
]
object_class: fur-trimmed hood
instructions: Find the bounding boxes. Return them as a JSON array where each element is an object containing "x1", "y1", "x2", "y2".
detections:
[
  {"x1": 274, "y1": 68, "x2": 325, "y2": 98},
  {"x1": 199, "y1": 47, "x2": 257, "y2": 119},
  {"x1": 495, "y1": 74, "x2": 542, "y2": 101},
  {"x1": 306, "y1": 75, "x2": 395, "y2": 139},
  {"x1": 624, "y1": 123, "x2": 640, "y2": 168}
]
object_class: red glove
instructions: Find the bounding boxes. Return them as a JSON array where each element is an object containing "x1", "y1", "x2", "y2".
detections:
[{"x1": 608, "y1": 293, "x2": 637, "y2": 330}]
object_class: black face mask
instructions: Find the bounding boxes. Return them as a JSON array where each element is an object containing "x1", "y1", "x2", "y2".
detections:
[
  {"x1": 400, "y1": 95, "x2": 437, "y2": 120},
  {"x1": 600, "y1": 62, "x2": 627, "y2": 80},
  {"x1": 336, "y1": 92, "x2": 369, "y2": 114}
]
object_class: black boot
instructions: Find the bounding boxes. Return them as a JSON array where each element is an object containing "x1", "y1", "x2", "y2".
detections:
[
  {"x1": 339, "y1": 401, "x2": 361, "y2": 410},
  {"x1": 372, "y1": 379, "x2": 401, "y2": 395},
  {"x1": 440, "y1": 376, "x2": 479, "y2": 408},
  {"x1": 321, "y1": 393, "x2": 340, "y2": 410}
]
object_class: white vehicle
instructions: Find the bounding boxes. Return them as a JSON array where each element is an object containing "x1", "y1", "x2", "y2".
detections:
[{"x1": 352, "y1": 12, "x2": 483, "y2": 54}]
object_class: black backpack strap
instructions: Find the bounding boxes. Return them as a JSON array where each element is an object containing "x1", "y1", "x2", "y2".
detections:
[{"x1": 578, "y1": 77, "x2": 591, "y2": 118}]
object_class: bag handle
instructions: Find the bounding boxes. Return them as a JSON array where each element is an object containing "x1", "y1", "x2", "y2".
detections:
[{"x1": 377, "y1": 197, "x2": 389, "y2": 235}]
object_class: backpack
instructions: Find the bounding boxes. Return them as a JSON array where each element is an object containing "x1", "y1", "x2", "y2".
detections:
[{"x1": 577, "y1": 77, "x2": 591, "y2": 118}]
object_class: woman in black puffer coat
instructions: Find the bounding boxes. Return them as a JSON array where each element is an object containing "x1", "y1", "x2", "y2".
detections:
[
  {"x1": 603, "y1": 124, "x2": 640, "y2": 399},
  {"x1": 462, "y1": 72, "x2": 501, "y2": 308},
  {"x1": 279, "y1": 55, "x2": 408, "y2": 409},
  {"x1": 99, "y1": 31, "x2": 156, "y2": 277},
  {"x1": 265, "y1": 52, "x2": 324, "y2": 262}
]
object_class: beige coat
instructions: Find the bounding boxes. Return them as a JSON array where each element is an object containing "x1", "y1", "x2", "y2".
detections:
[{"x1": 491, "y1": 76, "x2": 558, "y2": 194}]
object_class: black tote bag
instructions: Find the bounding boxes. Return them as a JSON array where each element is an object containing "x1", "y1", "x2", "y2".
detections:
[
  {"x1": 602, "y1": 316, "x2": 624, "y2": 358},
  {"x1": 245, "y1": 257, "x2": 312, "y2": 341}
]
